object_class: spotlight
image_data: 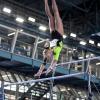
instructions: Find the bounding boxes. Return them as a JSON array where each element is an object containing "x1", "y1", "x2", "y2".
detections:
[
  {"x1": 78, "y1": 92, "x2": 81, "y2": 94},
  {"x1": 76, "y1": 98, "x2": 79, "y2": 100},
  {"x1": 89, "y1": 40, "x2": 94, "y2": 44},
  {"x1": 70, "y1": 33, "x2": 76, "y2": 38},
  {"x1": 80, "y1": 41, "x2": 86, "y2": 45},
  {"x1": 97, "y1": 43, "x2": 100, "y2": 47},
  {"x1": 79, "y1": 57, "x2": 84, "y2": 59},
  {"x1": 8, "y1": 29, "x2": 23, "y2": 36},
  {"x1": 16, "y1": 17, "x2": 24, "y2": 23},
  {"x1": 67, "y1": 88, "x2": 70, "y2": 90},
  {"x1": 96, "y1": 62, "x2": 100, "y2": 65},
  {"x1": 63, "y1": 35, "x2": 67, "y2": 39},
  {"x1": 8, "y1": 32, "x2": 15, "y2": 36},
  {"x1": 3, "y1": 7, "x2": 11, "y2": 14},
  {"x1": 28, "y1": 17, "x2": 35, "y2": 22},
  {"x1": 61, "y1": 88, "x2": 66, "y2": 91},
  {"x1": 39, "y1": 25, "x2": 47, "y2": 31}
]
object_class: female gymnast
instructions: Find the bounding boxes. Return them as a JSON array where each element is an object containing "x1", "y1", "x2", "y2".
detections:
[{"x1": 34, "y1": 0, "x2": 64, "y2": 78}]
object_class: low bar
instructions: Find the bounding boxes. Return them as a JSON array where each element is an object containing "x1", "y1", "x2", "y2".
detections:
[
  {"x1": 5, "y1": 72, "x2": 85, "y2": 86},
  {"x1": 57, "y1": 56, "x2": 100, "y2": 66}
]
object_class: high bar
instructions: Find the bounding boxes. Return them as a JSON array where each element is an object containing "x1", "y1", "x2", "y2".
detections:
[
  {"x1": 57, "y1": 56, "x2": 100, "y2": 66},
  {"x1": 5, "y1": 72, "x2": 85, "y2": 86}
]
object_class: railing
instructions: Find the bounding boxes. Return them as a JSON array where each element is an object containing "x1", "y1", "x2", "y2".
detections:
[{"x1": 0, "y1": 24, "x2": 100, "y2": 79}]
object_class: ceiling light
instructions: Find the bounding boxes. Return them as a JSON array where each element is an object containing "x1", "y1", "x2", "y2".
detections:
[
  {"x1": 96, "y1": 62, "x2": 100, "y2": 65},
  {"x1": 70, "y1": 33, "x2": 76, "y2": 38},
  {"x1": 2, "y1": 74, "x2": 11, "y2": 77},
  {"x1": 8, "y1": 29, "x2": 23, "y2": 36},
  {"x1": 97, "y1": 43, "x2": 100, "y2": 47},
  {"x1": 73, "y1": 48, "x2": 77, "y2": 51},
  {"x1": 68, "y1": 51, "x2": 72, "y2": 53},
  {"x1": 80, "y1": 41, "x2": 86, "y2": 45},
  {"x1": 79, "y1": 57, "x2": 84, "y2": 59},
  {"x1": 86, "y1": 54, "x2": 89, "y2": 58},
  {"x1": 67, "y1": 88, "x2": 70, "y2": 90},
  {"x1": 61, "y1": 88, "x2": 66, "y2": 91},
  {"x1": 8, "y1": 32, "x2": 15, "y2": 36},
  {"x1": 63, "y1": 35, "x2": 67, "y2": 39},
  {"x1": 16, "y1": 17, "x2": 24, "y2": 23},
  {"x1": 20, "y1": 29, "x2": 23, "y2": 32},
  {"x1": 3, "y1": 7, "x2": 11, "y2": 13},
  {"x1": 78, "y1": 91, "x2": 81, "y2": 94},
  {"x1": 76, "y1": 98, "x2": 79, "y2": 100},
  {"x1": 90, "y1": 54, "x2": 94, "y2": 57},
  {"x1": 39, "y1": 25, "x2": 47, "y2": 31},
  {"x1": 28, "y1": 17, "x2": 35, "y2": 22},
  {"x1": 89, "y1": 40, "x2": 94, "y2": 44}
]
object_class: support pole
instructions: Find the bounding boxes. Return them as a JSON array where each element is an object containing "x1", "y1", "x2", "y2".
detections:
[
  {"x1": 15, "y1": 84, "x2": 19, "y2": 100},
  {"x1": 88, "y1": 70, "x2": 92, "y2": 100},
  {"x1": 32, "y1": 37, "x2": 39, "y2": 59},
  {"x1": 87, "y1": 59, "x2": 92, "y2": 100},
  {"x1": 49, "y1": 67, "x2": 56, "y2": 100},
  {"x1": 1, "y1": 81, "x2": 4, "y2": 100},
  {"x1": 11, "y1": 29, "x2": 19, "y2": 53}
]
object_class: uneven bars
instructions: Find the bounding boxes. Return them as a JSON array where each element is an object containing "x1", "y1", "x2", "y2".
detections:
[
  {"x1": 5, "y1": 72, "x2": 85, "y2": 86},
  {"x1": 57, "y1": 56, "x2": 100, "y2": 66}
]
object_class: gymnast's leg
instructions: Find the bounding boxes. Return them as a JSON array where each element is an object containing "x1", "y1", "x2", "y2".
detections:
[
  {"x1": 46, "y1": 0, "x2": 64, "y2": 75},
  {"x1": 52, "y1": 0, "x2": 64, "y2": 35}
]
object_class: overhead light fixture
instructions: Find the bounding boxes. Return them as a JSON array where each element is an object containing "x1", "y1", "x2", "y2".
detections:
[
  {"x1": 96, "y1": 62, "x2": 100, "y2": 65},
  {"x1": 8, "y1": 32, "x2": 15, "y2": 36},
  {"x1": 79, "y1": 56, "x2": 84, "y2": 59},
  {"x1": 19, "y1": 29, "x2": 23, "y2": 32},
  {"x1": 39, "y1": 25, "x2": 47, "y2": 31},
  {"x1": 8, "y1": 29, "x2": 23, "y2": 36},
  {"x1": 28, "y1": 17, "x2": 35, "y2": 22},
  {"x1": 78, "y1": 91, "x2": 81, "y2": 94},
  {"x1": 97, "y1": 43, "x2": 100, "y2": 47},
  {"x1": 2, "y1": 74, "x2": 11, "y2": 78},
  {"x1": 90, "y1": 53, "x2": 94, "y2": 57},
  {"x1": 76, "y1": 98, "x2": 79, "y2": 100},
  {"x1": 67, "y1": 88, "x2": 70, "y2": 90},
  {"x1": 3, "y1": 7, "x2": 11, "y2": 13},
  {"x1": 68, "y1": 50, "x2": 72, "y2": 53},
  {"x1": 70, "y1": 33, "x2": 76, "y2": 38},
  {"x1": 89, "y1": 40, "x2": 94, "y2": 44},
  {"x1": 16, "y1": 17, "x2": 24, "y2": 23},
  {"x1": 80, "y1": 41, "x2": 86, "y2": 45},
  {"x1": 61, "y1": 88, "x2": 66, "y2": 91},
  {"x1": 73, "y1": 48, "x2": 77, "y2": 51},
  {"x1": 63, "y1": 35, "x2": 67, "y2": 39},
  {"x1": 86, "y1": 54, "x2": 89, "y2": 58}
]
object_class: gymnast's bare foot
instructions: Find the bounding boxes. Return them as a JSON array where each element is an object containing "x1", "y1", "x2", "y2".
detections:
[{"x1": 34, "y1": 73, "x2": 41, "y2": 79}]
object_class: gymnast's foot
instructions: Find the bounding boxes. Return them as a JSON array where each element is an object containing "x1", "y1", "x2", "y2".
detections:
[
  {"x1": 45, "y1": 67, "x2": 53, "y2": 76},
  {"x1": 34, "y1": 73, "x2": 41, "y2": 79}
]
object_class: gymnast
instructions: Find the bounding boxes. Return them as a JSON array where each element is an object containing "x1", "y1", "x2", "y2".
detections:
[{"x1": 34, "y1": 0, "x2": 64, "y2": 78}]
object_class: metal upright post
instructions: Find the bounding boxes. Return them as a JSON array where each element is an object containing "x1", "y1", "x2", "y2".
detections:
[
  {"x1": 32, "y1": 37, "x2": 39, "y2": 59},
  {"x1": 82, "y1": 51, "x2": 89, "y2": 72},
  {"x1": 11, "y1": 29, "x2": 19, "y2": 53},
  {"x1": 50, "y1": 81, "x2": 53, "y2": 100},
  {"x1": 31, "y1": 92, "x2": 32, "y2": 100},
  {"x1": 49, "y1": 67, "x2": 56, "y2": 100},
  {"x1": 15, "y1": 84, "x2": 19, "y2": 100},
  {"x1": 1, "y1": 81, "x2": 4, "y2": 100},
  {"x1": 88, "y1": 68, "x2": 93, "y2": 100},
  {"x1": 87, "y1": 59, "x2": 92, "y2": 100}
]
